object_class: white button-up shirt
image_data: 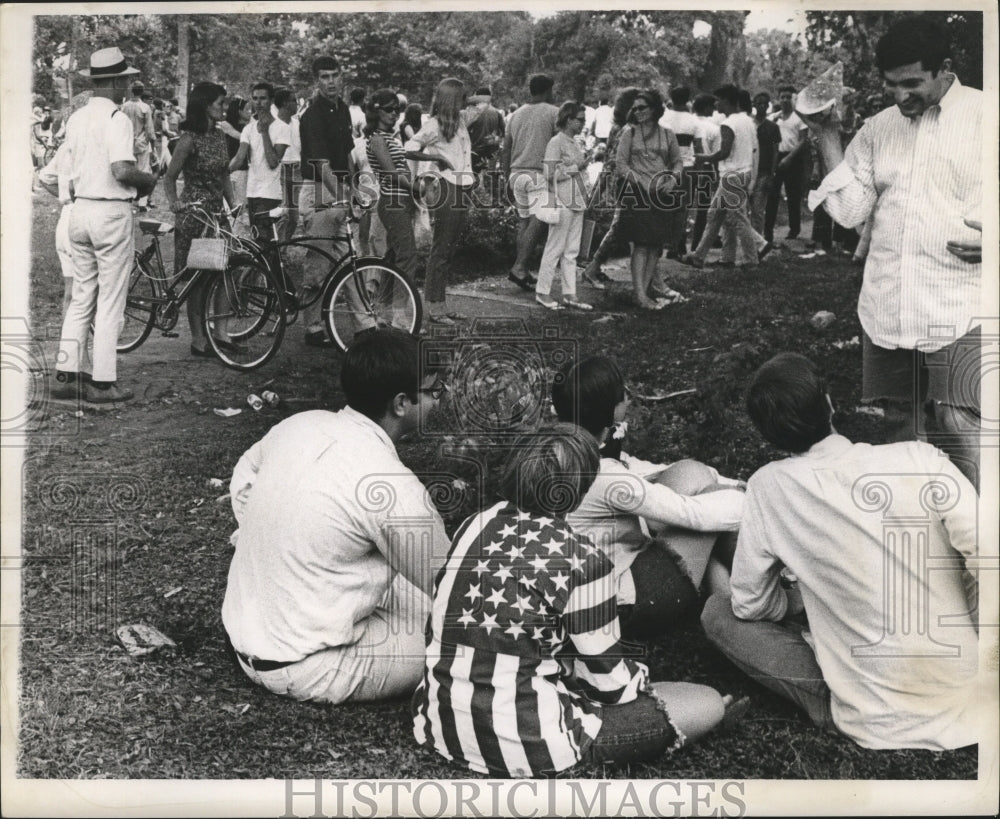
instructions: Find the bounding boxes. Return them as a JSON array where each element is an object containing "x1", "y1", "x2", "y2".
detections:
[
  {"x1": 808, "y1": 78, "x2": 982, "y2": 352},
  {"x1": 732, "y1": 434, "x2": 981, "y2": 750},
  {"x1": 222, "y1": 407, "x2": 448, "y2": 661},
  {"x1": 63, "y1": 96, "x2": 137, "y2": 200}
]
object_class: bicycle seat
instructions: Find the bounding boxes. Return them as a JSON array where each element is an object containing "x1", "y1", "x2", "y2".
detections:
[
  {"x1": 264, "y1": 206, "x2": 287, "y2": 222},
  {"x1": 139, "y1": 219, "x2": 174, "y2": 235}
]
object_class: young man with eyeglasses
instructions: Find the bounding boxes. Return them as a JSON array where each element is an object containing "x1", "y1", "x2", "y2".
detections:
[
  {"x1": 297, "y1": 55, "x2": 355, "y2": 347},
  {"x1": 223, "y1": 328, "x2": 450, "y2": 705}
]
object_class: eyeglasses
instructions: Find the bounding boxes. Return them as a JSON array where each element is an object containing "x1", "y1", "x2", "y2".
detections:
[{"x1": 419, "y1": 381, "x2": 449, "y2": 400}]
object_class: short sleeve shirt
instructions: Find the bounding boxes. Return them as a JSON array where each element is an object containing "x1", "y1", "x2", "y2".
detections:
[
  {"x1": 241, "y1": 117, "x2": 291, "y2": 200},
  {"x1": 506, "y1": 102, "x2": 559, "y2": 171},
  {"x1": 64, "y1": 97, "x2": 137, "y2": 200}
]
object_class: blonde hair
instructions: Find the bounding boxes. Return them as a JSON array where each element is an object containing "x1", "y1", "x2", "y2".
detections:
[
  {"x1": 431, "y1": 77, "x2": 465, "y2": 142},
  {"x1": 499, "y1": 424, "x2": 600, "y2": 518}
]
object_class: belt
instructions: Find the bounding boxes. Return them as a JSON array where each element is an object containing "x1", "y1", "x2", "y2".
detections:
[
  {"x1": 76, "y1": 196, "x2": 135, "y2": 202},
  {"x1": 236, "y1": 651, "x2": 297, "y2": 672}
]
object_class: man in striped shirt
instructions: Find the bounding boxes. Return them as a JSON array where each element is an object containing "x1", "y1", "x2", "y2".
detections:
[{"x1": 806, "y1": 16, "x2": 984, "y2": 489}]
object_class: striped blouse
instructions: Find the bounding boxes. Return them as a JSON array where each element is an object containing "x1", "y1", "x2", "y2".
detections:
[
  {"x1": 366, "y1": 128, "x2": 409, "y2": 198},
  {"x1": 412, "y1": 501, "x2": 649, "y2": 777},
  {"x1": 808, "y1": 78, "x2": 983, "y2": 353}
]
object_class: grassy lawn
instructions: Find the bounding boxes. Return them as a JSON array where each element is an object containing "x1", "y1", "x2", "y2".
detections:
[{"x1": 15, "y1": 191, "x2": 978, "y2": 781}]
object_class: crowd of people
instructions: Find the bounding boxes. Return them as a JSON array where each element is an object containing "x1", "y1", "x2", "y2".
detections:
[{"x1": 37, "y1": 14, "x2": 986, "y2": 777}]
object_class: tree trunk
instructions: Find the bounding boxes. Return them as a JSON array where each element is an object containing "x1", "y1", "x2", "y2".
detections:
[
  {"x1": 176, "y1": 14, "x2": 190, "y2": 109},
  {"x1": 700, "y1": 11, "x2": 749, "y2": 92}
]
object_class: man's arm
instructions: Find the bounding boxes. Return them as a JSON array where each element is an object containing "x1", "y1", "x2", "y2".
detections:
[
  {"x1": 143, "y1": 106, "x2": 156, "y2": 143},
  {"x1": 801, "y1": 110, "x2": 875, "y2": 228},
  {"x1": 228, "y1": 142, "x2": 250, "y2": 175},
  {"x1": 778, "y1": 120, "x2": 807, "y2": 169},
  {"x1": 729, "y1": 482, "x2": 790, "y2": 621},
  {"x1": 704, "y1": 124, "x2": 734, "y2": 164},
  {"x1": 111, "y1": 161, "x2": 157, "y2": 197},
  {"x1": 258, "y1": 114, "x2": 288, "y2": 169},
  {"x1": 500, "y1": 129, "x2": 513, "y2": 178}
]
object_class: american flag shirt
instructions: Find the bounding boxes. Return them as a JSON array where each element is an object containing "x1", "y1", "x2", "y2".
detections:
[{"x1": 412, "y1": 501, "x2": 649, "y2": 777}]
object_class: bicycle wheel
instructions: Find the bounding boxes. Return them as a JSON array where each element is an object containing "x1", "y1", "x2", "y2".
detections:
[
  {"x1": 117, "y1": 259, "x2": 157, "y2": 352},
  {"x1": 321, "y1": 258, "x2": 422, "y2": 352},
  {"x1": 202, "y1": 259, "x2": 285, "y2": 370}
]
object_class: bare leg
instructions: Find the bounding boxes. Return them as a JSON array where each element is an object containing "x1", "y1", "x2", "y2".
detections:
[
  {"x1": 187, "y1": 276, "x2": 209, "y2": 351},
  {"x1": 648, "y1": 681, "x2": 725, "y2": 744}
]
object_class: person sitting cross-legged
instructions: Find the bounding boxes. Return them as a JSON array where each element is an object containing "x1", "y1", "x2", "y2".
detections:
[{"x1": 701, "y1": 352, "x2": 982, "y2": 750}]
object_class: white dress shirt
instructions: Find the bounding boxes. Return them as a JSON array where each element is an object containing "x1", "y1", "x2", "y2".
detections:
[
  {"x1": 223, "y1": 407, "x2": 448, "y2": 661},
  {"x1": 732, "y1": 434, "x2": 981, "y2": 750},
  {"x1": 808, "y1": 78, "x2": 982, "y2": 352},
  {"x1": 63, "y1": 96, "x2": 137, "y2": 200}
]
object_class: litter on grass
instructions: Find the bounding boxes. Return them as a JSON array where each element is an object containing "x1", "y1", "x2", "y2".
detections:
[
  {"x1": 810, "y1": 310, "x2": 836, "y2": 330},
  {"x1": 164, "y1": 586, "x2": 184, "y2": 598},
  {"x1": 854, "y1": 405, "x2": 886, "y2": 418},
  {"x1": 833, "y1": 336, "x2": 860, "y2": 349},
  {"x1": 115, "y1": 623, "x2": 177, "y2": 656},
  {"x1": 208, "y1": 477, "x2": 224, "y2": 488},
  {"x1": 213, "y1": 407, "x2": 242, "y2": 417}
]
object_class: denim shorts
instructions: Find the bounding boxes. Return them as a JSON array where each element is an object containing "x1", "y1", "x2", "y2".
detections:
[{"x1": 581, "y1": 691, "x2": 684, "y2": 767}]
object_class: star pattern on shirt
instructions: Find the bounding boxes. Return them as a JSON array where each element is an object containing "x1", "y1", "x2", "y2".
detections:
[{"x1": 450, "y1": 510, "x2": 602, "y2": 645}]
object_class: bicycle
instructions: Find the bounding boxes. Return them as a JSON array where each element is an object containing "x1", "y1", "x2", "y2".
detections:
[
  {"x1": 119, "y1": 203, "x2": 287, "y2": 371},
  {"x1": 241, "y1": 198, "x2": 422, "y2": 352}
]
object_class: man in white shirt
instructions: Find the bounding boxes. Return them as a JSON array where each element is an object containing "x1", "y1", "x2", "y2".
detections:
[
  {"x1": 682, "y1": 85, "x2": 770, "y2": 270},
  {"x1": 765, "y1": 85, "x2": 809, "y2": 242},
  {"x1": 702, "y1": 352, "x2": 981, "y2": 751},
  {"x1": 593, "y1": 97, "x2": 613, "y2": 143},
  {"x1": 348, "y1": 87, "x2": 367, "y2": 138},
  {"x1": 660, "y1": 87, "x2": 700, "y2": 257},
  {"x1": 52, "y1": 47, "x2": 157, "y2": 405},
  {"x1": 223, "y1": 329, "x2": 451, "y2": 705},
  {"x1": 273, "y1": 87, "x2": 301, "y2": 243},
  {"x1": 229, "y1": 82, "x2": 290, "y2": 257},
  {"x1": 805, "y1": 17, "x2": 984, "y2": 489},
  {"x1": 690, "y1": 93, "x2": 721, "y2": 250},
  {"x1": 120, "y1": 81, "x2": 156, "y2": 211}
]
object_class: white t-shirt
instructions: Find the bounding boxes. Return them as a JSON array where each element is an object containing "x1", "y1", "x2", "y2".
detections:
[
  {"x1": 719, "y1": 112, "x2": 756, "y2": 174},
  {"x1": 695, "y1": 117, "x2": 722, "y2": 156},
  {"x1": 241, "y1": 117, "x2": 292, "y2": 200},
  {"x1": 772, "y1": 110, "x2": 807, "y2": 153},
  {"x1": 659, "y1": 109, "x2": 700, "y2": 168},
  {"x1": 593, "y1": 105, "x2": 613, "y2": 139}
]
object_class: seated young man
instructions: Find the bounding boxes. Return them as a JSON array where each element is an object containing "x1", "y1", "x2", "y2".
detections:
[
  {"x1": 222, "y1": 329, "x2": 450, "y2": 704},
  {"x1": 702, "y1": 352, "x2": 982, "y2": 750}
]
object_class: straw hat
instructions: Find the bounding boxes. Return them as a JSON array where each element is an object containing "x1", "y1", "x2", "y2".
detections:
[{"x1": 79, "y1": 47, "x2": 140, "y2": 78}]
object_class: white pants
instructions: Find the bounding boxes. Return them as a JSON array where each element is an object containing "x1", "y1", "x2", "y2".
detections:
[
  {"x1": 58, "y1": 199, "x2": 134, "y2": 382},
  {"x1": 237, "y1": 575, "x2": 430, "y2": 704},
  {"x1": 55, "y1": 202, "x2": 93, "y2": 374},
  {"x1": 537, "y1": 208, "x2": 584, "y2": 299}
]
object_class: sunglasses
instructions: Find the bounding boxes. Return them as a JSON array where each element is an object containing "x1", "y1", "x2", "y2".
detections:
[
  {"x1": 379, "y1": 105, "x2": 399, "y2": 113},
  {"x1": 419, "y1": 381, "x2": 449, "y2": 400},
  {"x1": 631, "y1": 104, "x2": 650, "y2": 112}
]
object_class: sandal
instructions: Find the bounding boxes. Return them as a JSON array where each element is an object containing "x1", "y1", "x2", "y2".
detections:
[
  {"x1": 564, "y1": 298, "x2": 594, "y2": 311},
  {"x1": 581, "y1": 271, "x2": 606, "y2": 290},
  {"x1": 535, "y1": 295, "x2": 563, "y2": 310}
]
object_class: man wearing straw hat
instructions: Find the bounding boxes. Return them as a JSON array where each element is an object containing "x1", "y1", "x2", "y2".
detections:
[{"x1": 52, "y1": 46, "x2": 158, "y2": 405}]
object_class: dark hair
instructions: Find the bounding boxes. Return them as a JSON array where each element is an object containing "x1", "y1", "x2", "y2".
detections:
[
  {"x1": 737, "y1": 89, "x2": 753, "y2": 113},
  {"x1": 612, "y1": 87, "x2": 642, "y2": 126},
  {"x1": 669, "y1": 86, "x2": 691, "y2": 109},
  {"x1": 312, "y1": 56, "x2": 340, "y2": 75},
  {"x1": 349, "y1": 87, "x2": 366, "y2": 105},
  {"x1": 713, "y1": 84, "x2": 740, "y2": 107},
  {"x1": 251, "y1": 82, "x2": 274, "y2": 99},
  {"x1": 753, "y1": 91, "x2": 771, "y2": 105},
  {"x1": 170, "y1": 98, "x2": 179, "y2": 107},
  {"x1": 152, "y1": 97, "x2": 164, "y2": 111},
  {"x1": 875, "y1": 15, "x2": 950, "y2": 75},
  {"x1": 131, "y1": 82, "x2": 144, "y2": 95},
  {"x1": 499, "y1": 424, "x2": 600, "y2": 518},
  {"x1": 631, "y1": 88, "x2": 665, "y2": 122},
  {"x1": 364, "y1": 88, "x2": 399, "y2": 137},
  {"x1": 556, "y1": 100, "x2": 583, "y2": 129},
  {"x1": 403, "y1": 103, "x2": 423, "y2": 136},
  {"x1": 225, "y1": 96, "x2": 247, "y2": 129},
  {"x1": 692, "y1": 94, "x2": 716, "y2": 116},
  {"x1": 341, "y1": 329, "x2": 422, "y2": 420},
  {"x1": 746, "y1": 353, "x2": 833, "y2": 453},
  {"x1": 528, "y1": 74, "x2": 554, "y2": 96},
  {"x1": 273, "y1": 87, "x2": 295, "y2": 109},
  {"x1": 474, "y1": 86, "x2": 491, "y2": 97},
  {"x1": 552, "y1": 356, "x2": 625, "y2": 441},
  {"x1": 181, "y1": 82, "x2": 227, "y2": 135},
  {"x1": 777, "y1": 85, "x2": 797, "y2": 96}
]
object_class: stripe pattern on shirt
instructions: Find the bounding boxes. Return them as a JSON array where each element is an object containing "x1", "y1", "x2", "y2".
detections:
[{"x1": 412, "y1": 502, "x2": 647, "y2": 777}]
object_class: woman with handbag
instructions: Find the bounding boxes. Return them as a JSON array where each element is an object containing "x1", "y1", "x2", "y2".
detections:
[
  {"x1": 404, "y1": 78, "x2": 475, "y2": 326},
  {"x1": 615, "y1": 89, "x2": 685, "y2": 310},
  {"x1": 534, "y1": 101, "x2": 593, "y2": 311},
  {"x1": 164, "y1": 82, "x2": 236, "y2": 357}
]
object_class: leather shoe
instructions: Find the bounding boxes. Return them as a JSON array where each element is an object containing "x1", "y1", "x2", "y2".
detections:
[
  {"x1": 304, "y1": 331, "x2": 334, "y2": 348},
  {"x1": 84, "y1": 382, "x2": 134, "y2": 404},
  {"x1": 508, "y1": 272, "x2": 534, "y2": 292}
]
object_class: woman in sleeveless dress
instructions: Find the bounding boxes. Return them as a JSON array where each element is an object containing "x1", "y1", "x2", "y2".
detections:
[{"x1": 164, "y1": 82, "x2": 235, "y2": 357}]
